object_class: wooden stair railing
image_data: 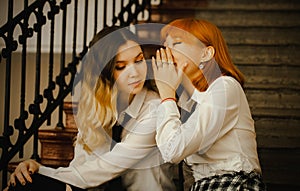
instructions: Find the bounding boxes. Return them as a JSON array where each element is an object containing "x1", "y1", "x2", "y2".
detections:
[{"x1": 38, "y1": 102, "x2": 78, "y2": 168}]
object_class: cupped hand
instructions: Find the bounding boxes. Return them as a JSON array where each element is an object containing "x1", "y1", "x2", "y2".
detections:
[
  {"x1": 152, "y1": 47, "x2": 186, "y2": 100},
  {"x1": 8, "y1": 159, "x2": 41, "y2": 187}
]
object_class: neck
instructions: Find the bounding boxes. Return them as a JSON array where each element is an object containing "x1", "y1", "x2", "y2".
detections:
[
  {"x1": 181, "y1": 74, "x2": 195, "y2": 97},
  {"x1": 117, "y1": 92, "x2": 135, "y2": 113},
  {"x1": 185, "y1": 60, "x2": 222, "y2": 92}
]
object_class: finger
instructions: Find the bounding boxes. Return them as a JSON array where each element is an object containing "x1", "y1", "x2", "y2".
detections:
[
  {"x1": 66, "y1": 184, "x2": 72, "y2": 191},
  {"x1": 15, "y1": 170, "x2": 26, "y2": 186},
  {"x1": 152, "y1": 56, "x2": 157, "y2": 76},
  {"x1": 9, "y1": 172, "x2": 16, "y2": 187},
  {"x1": 156, "y1": 50, "x2": 162, "y2": 68},
  {"x1": 21, "y1": 165, "x2": 32, "y2": 183},
  {"x1": 166, "y1": 47, "x2": 174, "y2": 65},
  {"x1": 13, "y1": 161, "x2": 26, "y2": 182},
  {"x1": 160, "y1": 48, "x2": 168, "y2": 66}
]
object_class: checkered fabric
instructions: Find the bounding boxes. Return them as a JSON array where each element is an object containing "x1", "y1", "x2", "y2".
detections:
[{"x1": 190, "y1": 171, "x2": 266, "y2": 191}]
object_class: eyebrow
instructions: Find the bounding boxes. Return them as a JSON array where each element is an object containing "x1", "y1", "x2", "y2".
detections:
[{"x1": 116, "y1": 52, "x2": 144, "y2": 63}]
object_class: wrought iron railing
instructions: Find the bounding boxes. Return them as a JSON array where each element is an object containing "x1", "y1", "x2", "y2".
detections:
[{"x1": 0, "y1": 0, "x2": 154, "y2": 188}]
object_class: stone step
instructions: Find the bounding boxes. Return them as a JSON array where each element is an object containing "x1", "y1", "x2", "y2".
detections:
[
  {"x1": 151, "y1": 9, "x2": 300, "y2": 27},
  {"x1": 139, "y1": 37, "x2": 300, "y2": 67},
  {"x1": 229, "y1": 45, "x2": 300, "y2": 66},
  {"x1": 255, "y1": 118, "x2": 300, "y2": 148},
  {"x1": 239, "y1": 65, "x2": 300, "y2": 90},
  {"x1": 251, "y1": 107, "x2": 300, "y2": 119},
  {"x1": 137, "y1": 25, "x2": 300, "y2": 46},
  {"x1": 246, "y1": 89, "x2": 300, "y2": 110},
  {"x1": 158, "y1": 0, "x2": 300, "y2": 11},
  {"x1": 245, "y1": 82, "x2": 299, "y2": 92},
  {"x1": 222, "y1": 27, "x2": 300, "y2": 46}
]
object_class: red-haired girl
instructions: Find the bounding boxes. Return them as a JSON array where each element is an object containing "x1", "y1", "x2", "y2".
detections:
[{"x1": 152, "y1": 18, "x2": 266, "y2": 191}]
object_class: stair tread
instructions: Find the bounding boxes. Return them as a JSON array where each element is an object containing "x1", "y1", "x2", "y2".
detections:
[
  {"x1": 151, "y1": 9, "x2": 300, "y2": 27},
  {"x1": 157, "y1": 0, "x2": 300, "y2": 11}
]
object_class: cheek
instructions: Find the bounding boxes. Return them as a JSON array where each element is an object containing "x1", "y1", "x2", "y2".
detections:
[
  {"x1": 114, "y1": 71, "x2": 126, "y2": 87},
  {"x1": 170, "y1": 49, "x2": 189, "y2": 65},
  {"x1": 172, "y1": 48, "x2": 202, "y2": 68},
  {"x1": 115, "y1": 74, "x2": 128, "y2": 92},
  {"x1": 113, "y1": 71, "x2": 121, "y2": 82},
  {"x1": 137, "y1": 62, "x2": 147, "y2": 78}
]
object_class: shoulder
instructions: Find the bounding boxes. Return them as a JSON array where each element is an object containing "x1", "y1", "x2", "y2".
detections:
[
  {"x1": 210, "y1": 76, "x2": 244, "y2": 93},
  {"x1": 204, "y1": 76, "x2": 245, "y2": 106}
]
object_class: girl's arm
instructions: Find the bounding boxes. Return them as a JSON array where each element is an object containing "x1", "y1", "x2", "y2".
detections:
[
  {"x1": 38, "y1": 102, "x2": 160, "y2": 189},
  {"x1": 155, "y1": 77, "x2": 240, "y2": 164}
]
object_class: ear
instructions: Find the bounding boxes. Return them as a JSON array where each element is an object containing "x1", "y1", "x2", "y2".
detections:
[{"x1": 201, "y1": 46, "x2": 215, "y2": 62}]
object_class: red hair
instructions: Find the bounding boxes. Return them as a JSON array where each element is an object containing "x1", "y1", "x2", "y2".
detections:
[{"x1": 161, "y1": 18, "x2": 245, "y2": 91}]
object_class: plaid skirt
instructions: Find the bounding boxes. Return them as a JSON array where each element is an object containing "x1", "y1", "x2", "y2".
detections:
[{"x1": 190, "y1": 171, "x2": 266, "y2": 191}]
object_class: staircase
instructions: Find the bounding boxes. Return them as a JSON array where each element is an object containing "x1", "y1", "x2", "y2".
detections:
[
  {"x1": 148, "y1": 0, "x2": 300, "y2": 190},
  {"x1": 1, "y1": 0, "x2": 300, "y2": 190},
  {"x1": 38, "y1": 102, "x2": 78, "y2": 168}
]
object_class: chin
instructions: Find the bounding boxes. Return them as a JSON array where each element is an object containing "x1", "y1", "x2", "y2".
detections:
[{"x1": 131, "y1": 85, "x2": 144, "y2": 94}]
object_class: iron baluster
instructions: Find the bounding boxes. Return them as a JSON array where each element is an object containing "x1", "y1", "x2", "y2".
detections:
[{"x1": 94, "y1": 0, "x2": 98, "y2": 36}]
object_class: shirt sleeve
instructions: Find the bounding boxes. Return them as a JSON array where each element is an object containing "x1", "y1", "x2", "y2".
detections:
[
  {"x1": 155, "y1": 77, "x2": 240, "y2": 164},
  {"x1": 38, "y1": 104, "x2": 160, "y2": 189}
]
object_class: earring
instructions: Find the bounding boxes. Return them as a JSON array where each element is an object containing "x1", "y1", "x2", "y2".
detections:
[{"x1": 199, "y1": 63, "x2": 204, "y2": 70}]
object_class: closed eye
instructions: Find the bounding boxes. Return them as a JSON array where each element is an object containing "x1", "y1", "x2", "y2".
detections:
[
  {"x1": 115, "y1": 63, "x2": 126, "y2": 70},
  {"x1": 135, "y1": 59, "x2": 144, "y2": 64},
  {"x1": 173, "y1": 42, "x2": 182, "y2": 46},
  {"x1": 135, "y1": 54, "x2": 145, "y2": 64}
]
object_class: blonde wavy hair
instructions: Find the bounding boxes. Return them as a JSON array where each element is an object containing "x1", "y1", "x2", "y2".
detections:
[{"x1": 75, "y1": 26, "x2": 141, "y2": 152}]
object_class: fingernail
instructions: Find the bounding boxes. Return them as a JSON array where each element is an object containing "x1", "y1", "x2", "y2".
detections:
[{"x1": 22, "y1": 182, "x2": 26, "y2": 185}]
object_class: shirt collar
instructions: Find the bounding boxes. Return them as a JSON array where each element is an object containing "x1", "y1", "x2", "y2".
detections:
[
  {"x1": 119, "y1": 87, "x2": 147, "y2": 120},
  {"x1": 178, "y1": 87, "x2": 207, "y2": 112},
  {"x1": 191, "y1": 88, "x2": 206, "y2": 105},
  {"x1": 178, "y1": 90, "x2": 196, "y2": 112}
]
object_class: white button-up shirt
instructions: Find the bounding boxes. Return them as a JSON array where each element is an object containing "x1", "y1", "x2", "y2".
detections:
[
  {"x1": 39, "y1": 88, "x2": 176, "y2": 190},
  {"x1": 156, "y1": 76, "x2": 262, "y2": 181}
]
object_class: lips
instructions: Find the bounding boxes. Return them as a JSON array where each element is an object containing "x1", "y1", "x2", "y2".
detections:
[{"x1": 129, "y1": 80, "x2": 142, "y2": 87}]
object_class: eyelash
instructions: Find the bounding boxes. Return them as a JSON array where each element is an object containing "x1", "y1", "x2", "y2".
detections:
[
  {"x1": 173, "y1": 42, "x2": 181, "y2": 46},
  {"x1": 115, "y1": 66, "x2": 125, "y2": 70},
  {"x1": 115, "y1": 59, "x2": 144, "y2": 71},
  {"x1": 135, "y1": 59, "x2": 144, "y2": 64}
]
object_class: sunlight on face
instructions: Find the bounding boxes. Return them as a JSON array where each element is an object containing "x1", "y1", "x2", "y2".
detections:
[{"x1": 113, "y1": 40, "x2": 147, "y2": 96}]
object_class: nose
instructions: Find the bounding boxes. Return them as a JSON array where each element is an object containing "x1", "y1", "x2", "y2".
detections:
[{"x1": 128, "y1": 64, "x2": 139, "y2": 77}]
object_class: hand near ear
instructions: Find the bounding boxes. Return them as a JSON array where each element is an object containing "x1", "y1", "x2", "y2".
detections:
[{"x1": 152, "y1": 47, "x2": 186, "y2": 100}]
